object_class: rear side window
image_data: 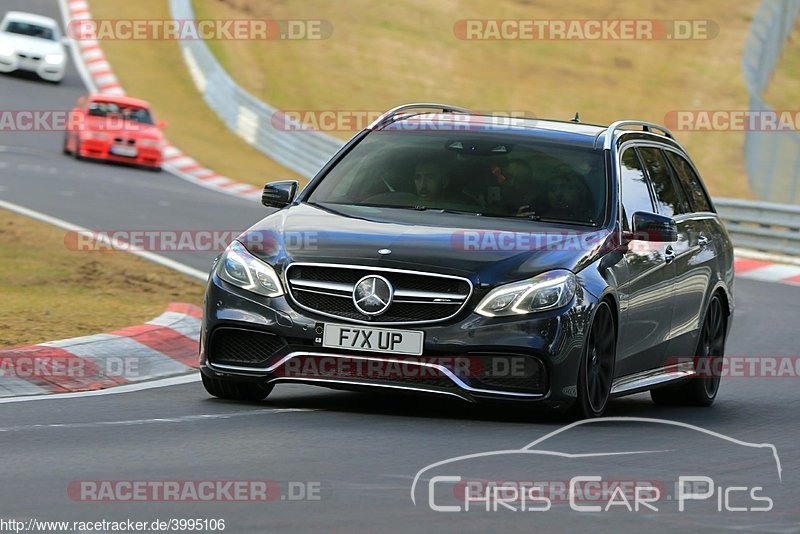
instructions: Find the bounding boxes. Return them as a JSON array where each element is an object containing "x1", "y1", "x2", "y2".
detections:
[
  {"x1": 637, "y1": 147, "x2": 690, "y2": 217},
  {"x1": 665, "y1": 151, "x2": 713, "y2": 213},
  {"x1": 619, "y1": 148, "x2": 654, "y2": 230}
]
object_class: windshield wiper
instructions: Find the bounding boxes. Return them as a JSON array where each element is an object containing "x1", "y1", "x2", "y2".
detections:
[
  {"x1": 473, "y1": 211, "x2": 598, "y2": 227},
  {"x1": 532, "y1": 217, "x2": 597, "y2": 227}
]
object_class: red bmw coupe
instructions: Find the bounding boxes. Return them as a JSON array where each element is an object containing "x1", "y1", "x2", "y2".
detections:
[{"x1": 63, "y1": 93, "x2": 167, "y2": 171}]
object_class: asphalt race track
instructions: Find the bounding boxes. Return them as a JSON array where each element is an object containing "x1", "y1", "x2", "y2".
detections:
[{"x1": 1, "y1": 1, "x2": 799, "y2": 532}]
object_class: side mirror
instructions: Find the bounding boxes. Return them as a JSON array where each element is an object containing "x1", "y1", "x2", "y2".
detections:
[
  {"x1": 262, "y1": 180, "x2": 299, "y2": 209},
  {"x1": 156, "y1": 120, "x2": 168, "y2": 129},
  {"x1": 631, "y1": 211, "x2": 677, "y2": 242}
]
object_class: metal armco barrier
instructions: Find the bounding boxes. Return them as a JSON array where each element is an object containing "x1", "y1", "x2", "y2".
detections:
[
  {"x1": 715, "y1": 198, "x2": 800, "y2": 256},
  {"x1": 168, "y1": 0, "x2": 343, "y2": 179},
  {"x1": 742, "y1": 0, "x2": 800, "y2": 203}
]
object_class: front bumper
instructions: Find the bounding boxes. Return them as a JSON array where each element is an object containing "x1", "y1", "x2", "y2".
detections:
[
  {"x1": 0, "y1": 53, "x2": 65, "y2": 82},
  {"x1": 77, "y1": 138, "x2": 163, "y2": 168},
  {"x1": 200, "y1": 274, "x2": 596, "y2": 409}
]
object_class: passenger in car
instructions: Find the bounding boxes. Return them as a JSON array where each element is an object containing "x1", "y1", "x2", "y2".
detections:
[{"x1": 545, "y1": 169, "x2": 593, "y2": 220}]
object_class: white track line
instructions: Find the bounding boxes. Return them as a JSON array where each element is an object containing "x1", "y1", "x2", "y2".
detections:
[
  {"x1": 0, "y1": 198, "x2": 207, "y2": 281},
  {"x1": 0, "y1": 407, "x2": 317, "y2": 430}
]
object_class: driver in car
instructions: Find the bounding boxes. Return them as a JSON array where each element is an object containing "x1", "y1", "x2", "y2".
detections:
[{"x1": 414, "y1": 160, "x2": 449, "y2": 202}]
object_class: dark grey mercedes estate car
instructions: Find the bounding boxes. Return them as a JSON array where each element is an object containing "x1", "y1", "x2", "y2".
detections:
[{"x1": 199, "y1": 104, "x2": 734, "y2": 418}]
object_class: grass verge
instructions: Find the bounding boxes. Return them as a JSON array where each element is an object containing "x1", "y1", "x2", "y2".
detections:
[
  {"x1": 0, "y1": 209, "x2": 204, "y2": 347},
  {"x1": 193, "y1": 0, "x2": 778, "y2": 199},
  {"x1": 87, "y1": 0, "x2": 299, "y2": 187}
]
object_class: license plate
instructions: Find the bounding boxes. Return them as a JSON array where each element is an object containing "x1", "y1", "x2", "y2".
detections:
[
  {"x1": 110, "y1": 144, "x2": 138, "y2": 157},
  {"x1": 318, "y1": 323, "x2": 424, "y2": 356}
]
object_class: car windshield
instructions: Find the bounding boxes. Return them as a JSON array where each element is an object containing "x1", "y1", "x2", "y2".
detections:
[
  {"x1": 87, "y1": 101, "x2": 154, "y2": 125},
  {"x1": 307, "y1": 130, "x2": 607, "y2": 225},
  {"x1": 3, "y1": 20, "x2": 56, "y2": 40}
]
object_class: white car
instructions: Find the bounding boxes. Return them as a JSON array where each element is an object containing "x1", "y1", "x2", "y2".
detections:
[{"x1": 0, "y1": 11, "x2": 68, "y2": 83}]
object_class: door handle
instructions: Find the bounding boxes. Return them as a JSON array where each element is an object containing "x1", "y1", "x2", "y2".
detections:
[
  {"x1": 698, "y1": 234, "x2": 709, "y2": 247},
  {"x1": 664, "y1": 245, "x2": 675, "y2": 264}
]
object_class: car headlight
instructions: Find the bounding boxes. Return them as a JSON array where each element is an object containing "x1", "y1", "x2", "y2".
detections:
[
  {"x1": 215, "y1": 240, "x2": 284, "y2": 298},
  {"x1": 0, "y1": 43, "x2": 14, "y2": 56},
  {"x1": 44, "y1": 53, "x2": 65, "y2": 65},
  {"x1": 139, "y1": 138, "x2": 164, "y2": 148},
  {"x1": 475, "y1": 270, "x2": 577, "y2": 317}
]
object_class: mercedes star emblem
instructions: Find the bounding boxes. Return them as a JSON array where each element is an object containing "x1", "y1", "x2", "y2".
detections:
[{"x1": 352, "y1": 275, "x2": 393, "y2": 316}]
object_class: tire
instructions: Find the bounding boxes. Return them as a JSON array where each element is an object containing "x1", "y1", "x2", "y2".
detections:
[
  {"x1": 201, "y1": 373, "x2": 273, "y2": 402},
  {"x1": 651, "y1": 294, "x2": 726, "y2": 407},
  {"x1": 571, "y1": 301, "x2": 616, "y2": 419},
  {"x1": 62, "y1": 135, "x2": 71, "y2": 155},
  {"x1": 73, "y1": 139, "x2": 83, "y2": 160}
]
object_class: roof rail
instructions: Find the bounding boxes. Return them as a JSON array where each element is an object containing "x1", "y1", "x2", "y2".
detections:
[
  {"x1": 595, "y1": 120, "x2": 674, "y2": 150},
  {"x1": 367, "y1": 103, "x2": 471, "y2": 130}
]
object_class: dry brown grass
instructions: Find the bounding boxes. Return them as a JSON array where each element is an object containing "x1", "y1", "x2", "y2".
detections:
[
  {"x1": 194, "y1": 0, "x2": 777, "y2": 199},
  {"x1": 0, "y1": 209, "x2": 204, "y2": 347}
]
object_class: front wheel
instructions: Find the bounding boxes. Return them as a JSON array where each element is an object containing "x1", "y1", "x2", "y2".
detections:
[
  {"x1": 651, "y1": 294, "x2": 726, "y2": 407},
  {"x1": 202, "y1": 373, "x2": 273, "y2": 402},
  {"x1": 571, "y1": 301, "x2": 616, "y2": 419}
]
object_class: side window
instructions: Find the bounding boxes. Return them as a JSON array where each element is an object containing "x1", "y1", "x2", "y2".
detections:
[
  {"x1": 637, "y1": 147, "x2": 690, "y2": 217},
  {"x1": 665, "y1": 151, "x2": 713, "y2": 213},
  {"x1": 619, "y1": 148, "x2": 654, "y2": 230}
]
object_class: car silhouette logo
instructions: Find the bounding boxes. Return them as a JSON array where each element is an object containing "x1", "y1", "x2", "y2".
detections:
[{"x1": 353, "y1": 275, "x2": 394, "y2": 316}]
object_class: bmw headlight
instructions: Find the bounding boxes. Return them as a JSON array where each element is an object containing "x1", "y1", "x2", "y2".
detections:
[
  {"x1": 44, "y1": 53, "x2": 65, "y2": 65},
  {"x1": 475, "y1": 270, "x2": 577, "y2": 317},
  {"x1": 139, "y1": 138, "x2": 165, "y2": 148},
  {"x1": 215, "y1": 240, "x2": 284, "y2": 298}
]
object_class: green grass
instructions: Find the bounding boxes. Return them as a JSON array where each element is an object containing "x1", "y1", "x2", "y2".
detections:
[
  {"x1": 0, "y1": 210, "x2": 204, "y2": 347},
  {"x1": 193, "y1": 0, "x2": 778, "y2": 199}
]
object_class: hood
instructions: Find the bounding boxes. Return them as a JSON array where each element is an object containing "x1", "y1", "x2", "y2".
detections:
[
  {"x1": 238, "y1": 203, "x2": 612, "y2": 287},
  {"x1": 83, "y1": 115, "x2": 162, "y2": 138},
  {"x1": 0, "y1": 32, "x2": 63, "y2": 56}
]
